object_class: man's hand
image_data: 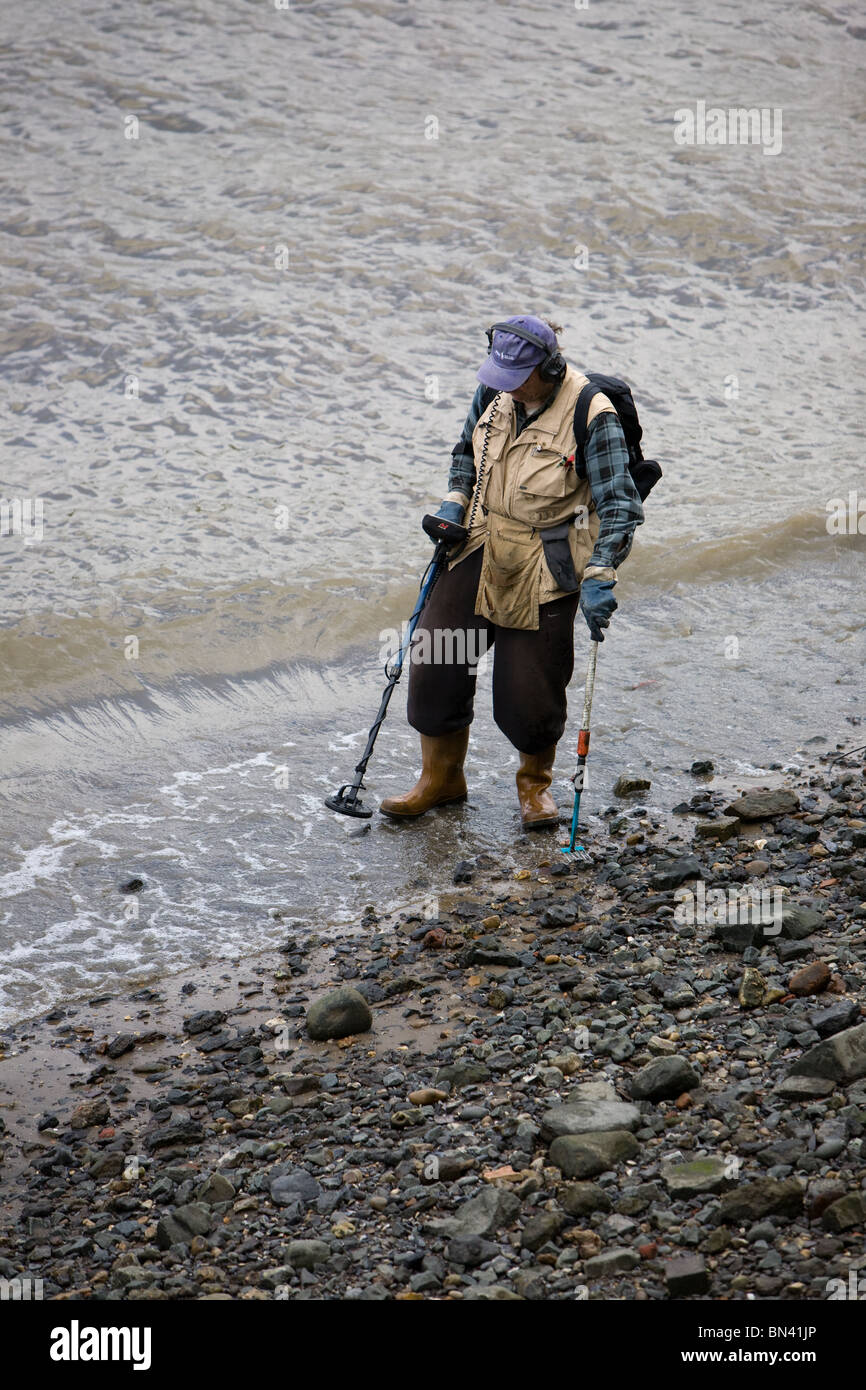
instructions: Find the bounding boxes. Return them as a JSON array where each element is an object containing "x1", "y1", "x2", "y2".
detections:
[
  {"x1": 428, "y1": 499, "x2": 466, "y2": 530},
  {"x1": 579, "y1": 576, "x2": 617, "y2": 642}
]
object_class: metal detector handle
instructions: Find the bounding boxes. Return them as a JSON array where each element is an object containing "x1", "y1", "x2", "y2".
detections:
[{"x1": 581, "y1": 640, "x2": 599, "y2": 733}]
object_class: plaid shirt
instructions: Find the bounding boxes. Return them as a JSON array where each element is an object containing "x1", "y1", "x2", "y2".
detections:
[{"x1": 448, "y1": 381, "x2": 644, "y2": 569}]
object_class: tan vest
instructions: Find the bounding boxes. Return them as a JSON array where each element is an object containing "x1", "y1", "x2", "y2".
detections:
[{"x1": 447, "y1": 366, "x2": 614, "y2": 629}]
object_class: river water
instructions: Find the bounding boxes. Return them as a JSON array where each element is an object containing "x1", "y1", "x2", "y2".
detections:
[{"x1": 1, "y1": 0, "x2": 864, "y2": 1027}]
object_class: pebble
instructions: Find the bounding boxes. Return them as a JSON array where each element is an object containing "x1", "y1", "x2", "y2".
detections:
[{"x1": 2, "y1": 758, "x2": 863, "y2": 1304}]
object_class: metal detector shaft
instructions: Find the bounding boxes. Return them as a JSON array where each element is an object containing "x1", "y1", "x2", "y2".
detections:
[
  {"x1": 325, "y1": 537, "x2": 451, "y2": 817},
  {"x1": 562, "y1": 639, "x2": 599, "y2": 855}
]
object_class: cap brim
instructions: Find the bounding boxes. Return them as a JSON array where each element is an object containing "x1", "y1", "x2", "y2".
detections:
[{"x1": 476, "y1": 356, "x2": 535, "y2": 391}]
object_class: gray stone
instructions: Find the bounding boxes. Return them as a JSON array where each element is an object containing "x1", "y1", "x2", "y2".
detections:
[
  {"x1": 269, "y1": 1168, "x2": 320, "y2": 1207},
  {"x1": 434, "y1": 1061, "x2": 491, "y2": 1091},
  {"x1": 196, "y1": 1173, "x2": 236, "y2": 1205},
  {"x1": 821, "y1": 1192, "x2": 866, "y2": 1233},
  {"x1": 650, "y1": 856, "x2": 704, "y2": 890},
  {"x1": 549, "y1": 1129, "x2": 639, "y2": 1179},
  {"x1": 614, "y1": 775, "x2": 651, "y2": 797},
  {"x1": 463, "y1": 937, "x2": 522, "y2": 968},
  {"x1": 662, "y1": 1156, "x2": 735, "y2": 1198},
  {"x1": 286, "y1": 1239, "x2": 331, "y2": 1269},
  {"x1": 712, "y1": 921, "x2": 759, "y2": 952},
  {"x1": 665, "y1": 1253, "x2": 710, "y2": 1295},
  {"x1": 629, "y1": 1056, "x2": 700, "y2": 1101},
  {"x1": 786, "y1": 1022, "x2": 866, "y2": 1084},
  {"x1": 725, "y1": 789, "x2": 799, "y2": 820},
  {"x1": 561, "y1": 1182, "x2": 612, "y2": 1217},
  {"x1": 584, "y1": 1247, "x2": 639, "y2": 1277},
  {"x1": 540, "y1": 1098, "x2": 640, "y2": 1140},
  {"x1": 695, "y1": 817, "x2": 740, "y2": 842},
  {"x1": 156, "y1": 1202, "x2": 213, "y2": 1249},
  {"x1": 446, "y1": 1234, "x2": 500, "y2": 1267},
  {"x1": 809, "y1": 1000, "x2": 862, "y2": 1039},
  {"x1": 446, "y1": 1187, "x2": 521, "y2": 1239},
  {"x1": 305, "y1": 987, "x2": 372, "y2": 1041},
  {"x1": 719, "y1": 1178, "x2": 805, "y2": 1224},
  {"x1": 144, "y1": 1118, "x2": 204, "y2": 1152},
  {"x1": 88, "y1": 1152, "x2": 125, "y2": 1180},
  {"x1": 779, "y1": 905, "x2": 824, "y2": 940},
  {"x1": 183, "y1": 1009, "x2": 227, "y2": 1036},
  {"x1": 774, "y1": 1075, "x2": 836, "y2": 1101},
  {"x1": 520, "y1": 1211, "x2": 564, "y2": 1251}
]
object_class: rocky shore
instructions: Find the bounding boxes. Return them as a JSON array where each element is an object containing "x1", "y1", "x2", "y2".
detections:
[{"x1": 1, "y1": 749, "x2": 865, "y2": 1302}]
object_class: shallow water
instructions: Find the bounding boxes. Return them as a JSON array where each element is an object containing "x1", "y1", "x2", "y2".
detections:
[{"x1": 1, "y1": 0, "x2": 864, "y2": 1026}]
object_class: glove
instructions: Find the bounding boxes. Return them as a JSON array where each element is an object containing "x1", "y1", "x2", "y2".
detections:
[
  {"x1": 429, "y1": 499, "x2": 465, "y2": 529},
  {"x1": 579, "y1": 576, "x2": 617, "y2": 642}
]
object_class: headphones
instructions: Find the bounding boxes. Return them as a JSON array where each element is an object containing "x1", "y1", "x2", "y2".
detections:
[{"x1": 486, "y1": 321, "x2": 566, "y2": 382}]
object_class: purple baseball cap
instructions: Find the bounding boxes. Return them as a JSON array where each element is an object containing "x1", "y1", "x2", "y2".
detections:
[{"x1": 477, "y1": 315, "x2": 556, "y2": 391}]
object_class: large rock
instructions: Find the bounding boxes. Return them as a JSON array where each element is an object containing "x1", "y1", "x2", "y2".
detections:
[
  {"x1": 665, "y1": 1253, "x2": 710, "y2": 1296},
  {"x1": 649, "y1": 856, "x2": 704, "y2": 890},
  {"x1": 809, "y1": 999, "x2": 862, "y2": 1038},
  {"x1": 786, "y1": 1022, "x2": 866, "y2": 1084},
  {"x1": 548, "y1": 1129, "x2": 639, "y2": 1179},
  {"x1": 285, "y1": 1239, "x2": 331, "y2": 1269},
  {"x1": 613, "y1": 775, "x2": 651, "y2": 797},
  {"x1": 462, "y1": 937, "x2": 522, "y2": 967},
  {"x1": 156, "y1": 1202, "x2": 213, "y2": 1250},
  {"x1": 144, "y1": 1118, "x2": 204, "y2": 1153},
  {"x1": 821, "y1": 1192, "x2": 866, "y2": 1233},
  {"x1": 521, "y1": 1211, "x2": 564, "y2": 1251},
  {"x1": 718, "y1": 1177, "x2": 805, "y2": 1224},
  {"x1": 446, "y1": 1234, "x2": 499, "y2": 1268},
  {"x1": 788, "y1": 961, "x2": 831, "y2": 997},
  {"x1": 196, "y1": 1173, "x2": 236, "y2": 1205},
  {"x1": 434, "y1": 1061, "x2": 491, "y2": 1091},
  {"x1": 584, "y1": 1248, "x2": 639, "y2": 1277},
  {"x1": 183, "y1": 1009, "x2": 227, "y2": 1036},
  {"x1": 561, "y1": 1182, "x2": 612, "y2": 1217},
  {"x1": 70, "y1": 1098, "x2": 110, "y2": 1131},
  {"x1": 725, "y1": 789, "x2": 799, "y2": 820},
  {"x1": 779, "y1": 905, "x2": 824, "y2": 940},
  {"x1": 306, "y1": 987, "x2": 372, "y2": 1041},
  {"x1": 540, "y1": 1098, "x2": 640, "y2": 1140},
  {"x1": 629, "y1": 1056, "x2": 700, "y2": 1101},
  {"x1": 774, "y1": 1075, "x2": 836, "y2": 1101},
  {"x1": 269, "y1": 1167, "x2": 320, "y2": 1207},
  {"x1": 662, "y1": 1156, "x2": 735, "y2": 1199},
  {"x1": 440, "y1": 1187, "x2": 520, "y2": 1239},
  {"x1": 694, "y1": 817, "x2": 740, "y2": 842}
]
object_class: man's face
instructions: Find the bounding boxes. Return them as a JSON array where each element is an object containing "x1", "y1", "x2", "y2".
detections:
[{"x1": 508, "y1": 366, "x2": 549, "y2": 403}]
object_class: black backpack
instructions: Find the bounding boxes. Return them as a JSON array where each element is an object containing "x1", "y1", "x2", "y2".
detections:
[{"x1": 573, "y1": 373, "x2": 662, "y2": 502}]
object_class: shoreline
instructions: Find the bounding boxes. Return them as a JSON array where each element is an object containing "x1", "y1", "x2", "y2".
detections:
[{"x1": 1, "y1": 750, "x2": 865, "y2": 1300}]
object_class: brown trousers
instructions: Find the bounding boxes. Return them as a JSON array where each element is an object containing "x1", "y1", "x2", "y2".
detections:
[{"x1": 406, "y1": 545, "x2": 582, "y2": 755}]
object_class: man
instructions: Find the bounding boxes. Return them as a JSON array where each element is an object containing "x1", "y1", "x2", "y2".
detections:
[{"x1": 380, "y1": 315, "x2": 644, "y2": 828}]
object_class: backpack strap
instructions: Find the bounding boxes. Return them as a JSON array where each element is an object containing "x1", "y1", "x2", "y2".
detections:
[{"x1": 573, "y1": 380, "x2": 604, "y2": 475}]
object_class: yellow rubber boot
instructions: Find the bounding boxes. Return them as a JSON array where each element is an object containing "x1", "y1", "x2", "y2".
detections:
[
  {"x1": 516, "y1": 744, "x2": 560, "y2": 828},
  {"x1": 379, "y1": 728, "x2": 470, "y2": 818}
]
